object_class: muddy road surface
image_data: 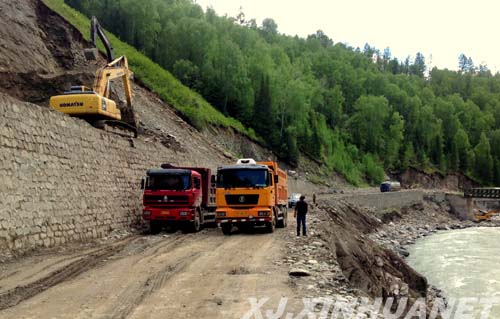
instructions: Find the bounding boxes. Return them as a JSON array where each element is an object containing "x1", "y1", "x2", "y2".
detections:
[{"x1": 0, "y1": 223, "x2": 302, "y2": 319}]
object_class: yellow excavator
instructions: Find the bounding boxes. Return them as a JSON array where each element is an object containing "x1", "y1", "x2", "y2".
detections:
[
  {"x1": 474, "y1": 209, "x2": 500, "y2": 222},
  {"x1": 50, "y1": 16, "x2": 137, "y2": 137}
]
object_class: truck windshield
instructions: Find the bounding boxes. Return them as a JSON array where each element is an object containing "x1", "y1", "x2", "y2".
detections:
[
  {"x1": 147, "y1": 174, "x2": 191, "y2": 190},
  {"x1": 217, "y1": 169, "x2": 269, "y2": 188}
]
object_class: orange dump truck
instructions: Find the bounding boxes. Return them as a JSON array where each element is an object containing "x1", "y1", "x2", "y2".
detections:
[{"x1": 215, "y1": 159, "x2": 288, "y2": 235}]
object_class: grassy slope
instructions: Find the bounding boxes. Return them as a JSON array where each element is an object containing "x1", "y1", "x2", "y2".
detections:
[{"x1": 42, "y1": 0, "x2": 258, "y2": 141}]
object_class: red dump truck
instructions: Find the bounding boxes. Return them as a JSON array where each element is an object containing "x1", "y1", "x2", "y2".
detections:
[{"x1": 141, "y1": 164, "x2": 216, "y2": 233}]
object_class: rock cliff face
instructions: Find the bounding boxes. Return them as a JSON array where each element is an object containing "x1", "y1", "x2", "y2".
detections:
[{"x1": 390, "y1": 168, "x2": 479, "y2": 191}]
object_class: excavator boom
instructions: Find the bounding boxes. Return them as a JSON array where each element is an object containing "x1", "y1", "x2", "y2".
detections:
[{"x1": 93, "y1": 56, "x2": 133, "y2": 106}]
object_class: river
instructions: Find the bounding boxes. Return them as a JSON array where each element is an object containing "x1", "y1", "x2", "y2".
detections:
[{"x1": 407, "y1": 227, "x2": 500, "y2": 318}]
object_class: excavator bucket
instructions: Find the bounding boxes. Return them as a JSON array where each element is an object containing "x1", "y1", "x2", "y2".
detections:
[{"x1": 84, "y1": 48, "x2": 99, "y2": 61}]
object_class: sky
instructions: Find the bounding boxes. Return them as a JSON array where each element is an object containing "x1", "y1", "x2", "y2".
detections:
[{"x1": 195, "y1": 0, "x2": 500, "y2": 72}]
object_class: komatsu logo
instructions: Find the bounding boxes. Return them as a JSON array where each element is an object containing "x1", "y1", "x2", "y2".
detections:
[{"x1": 59, "y1": 102, "x2": 84, "y2": 107}]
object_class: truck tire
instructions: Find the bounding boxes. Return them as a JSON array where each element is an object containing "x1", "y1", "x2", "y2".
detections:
[
  {"x1": 265, "y1": 217, "x2": 275, "y2": 233},
  {"x1": 184, "y1": 210, "x2": 201, "y2": 233},
  {"x1": 149, "y1": 221, "x2": 162, "y2": 235},
  {"x1": 276, "y1": 207, "x2": 287, "y2": 228},
  {"x1": 221, "y1": 223, "x2": 232, "y2": 236},
  {"x1": 276, "y1": 216, "x2": 284, "y2": 228}
]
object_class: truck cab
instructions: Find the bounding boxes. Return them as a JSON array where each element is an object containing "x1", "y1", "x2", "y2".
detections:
[
  {"x1": 215, "y1": 159, "x2": 288, "y2": 235},
  {"x1": 142, "y1": 165, "x2": 216, "y2": 233}
]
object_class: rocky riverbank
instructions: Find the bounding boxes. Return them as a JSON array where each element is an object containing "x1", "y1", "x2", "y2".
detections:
[
  {"x1": 370, "y1": 192, "x2": 500, "y2": 259},
  {"x1": 281, "y1": 193, "x2": 500, "y2": 317},
  {"x1": 281, "y1": 199, "x2": 427, "y2": 317}
]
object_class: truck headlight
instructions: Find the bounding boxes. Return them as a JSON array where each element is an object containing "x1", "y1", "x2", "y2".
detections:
[
  {"x1": 179, "y1": 211, "x2": 188, "y2": 216},
  {"x1": 258, "y1": 211, "x2": 269, "y2": 216},
  {"x1": 217, "y1": 212, "x2": 226, "y2": 217}
]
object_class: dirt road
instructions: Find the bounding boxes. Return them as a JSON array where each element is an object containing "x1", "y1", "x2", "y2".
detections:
[{"x1": 0, "y1": 222, "x2": 302, "y2": 319}]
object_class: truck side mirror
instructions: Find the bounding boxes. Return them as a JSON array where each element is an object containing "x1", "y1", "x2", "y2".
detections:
[
  {"x1": 274, "y1": 175, "x2": 279, "y2": 184},
  {"x1": 140, "y1": 178, "x2": 145, "y2": 190}
]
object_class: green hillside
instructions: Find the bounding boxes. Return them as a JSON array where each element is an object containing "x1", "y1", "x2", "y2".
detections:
[{"x1": 47, "y1": 0, "x2": 500, "y2": 186}]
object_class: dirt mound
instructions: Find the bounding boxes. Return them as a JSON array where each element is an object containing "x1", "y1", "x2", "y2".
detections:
[
  {"x1": 317, "y1": 199, "x2": 428, "y2": 301},
  {"x1": 0, "y1": 0, "x2": 98, "y2": 104},
  {"x1": 0, "y1": 0, "x2": 85, "y2": 74},
  {"x1": 0, "y1": 71, "x2": 93, "y2": 104}
]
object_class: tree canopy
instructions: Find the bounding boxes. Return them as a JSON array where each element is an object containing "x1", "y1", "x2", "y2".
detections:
[{"x1": 66, "y1": 0, "x2": 500, "y2": 185}]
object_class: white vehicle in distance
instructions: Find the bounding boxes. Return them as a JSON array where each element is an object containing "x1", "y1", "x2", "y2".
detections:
[{"x1": 288, "y1": 193, "x2": 301, "y2": 208}]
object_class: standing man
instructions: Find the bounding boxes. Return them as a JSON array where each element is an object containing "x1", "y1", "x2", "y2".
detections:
[{"x1": 294, "y1": 195, "x2": 308, "y2": 236}]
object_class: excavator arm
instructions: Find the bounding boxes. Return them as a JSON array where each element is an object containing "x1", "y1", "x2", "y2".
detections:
[
  {"x1": 93, "y1": 56, "x2": 133, "y2": 107},
  {"x1": 85, "y1": 16, "x2": 114, "y2": 63}
]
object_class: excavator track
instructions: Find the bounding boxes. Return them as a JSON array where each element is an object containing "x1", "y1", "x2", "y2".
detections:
[{"x1": 94, "y1": 120, "x2": 138, "y2": 138}]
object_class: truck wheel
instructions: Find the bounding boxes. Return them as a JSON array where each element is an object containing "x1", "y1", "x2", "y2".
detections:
[
  {"x1": 276, "y1": 208, "x2": 286, "y2": 228},
  {"x1": 185, "y1": 210, "x2": 201, "y2": 233},
  {"x1": 149, "y1": 221, "x2": 162, "y2": 235},
  {"x1": 276, "y1": 216, "x2": 284, "y2": 228},
  {"x1": 221, "y1": 223, "x2": 232, "y2": 236},
  {"x1": 266, "y1": 218, "x2": 275, "y2": 233}
]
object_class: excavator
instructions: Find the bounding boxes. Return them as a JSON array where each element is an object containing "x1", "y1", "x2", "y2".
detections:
[
  {"x1": 474, "y1": 209, "x2": 500, "y2": 222},
  {"x1": 50, "y1": 16, "x2": 137, "y2": 137}
]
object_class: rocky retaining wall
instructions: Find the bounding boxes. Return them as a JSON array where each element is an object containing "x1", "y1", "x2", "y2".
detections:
[
  {"x1": 446, "y1": 193, "x2": 474, "y2": 220},
  {"x1": 0, "y1": 94, "x2": 180, "y2": 254},
  {"x1": 340, "y1": 190, "x2": 425, "y2": 210}
]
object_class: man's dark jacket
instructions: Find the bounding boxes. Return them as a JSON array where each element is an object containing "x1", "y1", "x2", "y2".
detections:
[{"x1": 295, "y1": 200, "x2": 308, "y2": 215}]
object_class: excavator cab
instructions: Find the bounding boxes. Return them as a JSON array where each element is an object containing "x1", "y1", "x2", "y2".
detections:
[
  {"x1": 50, "y1": 85, "x2": 121, "y2": 120},
  {"x1": 49, "y1": 16, "x2": 137, "y2": 137}
]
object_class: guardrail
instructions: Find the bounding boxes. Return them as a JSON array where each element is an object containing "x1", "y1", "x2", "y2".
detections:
[{"x1": 464, "y1": 188, "x2": 500, "y2": 199}]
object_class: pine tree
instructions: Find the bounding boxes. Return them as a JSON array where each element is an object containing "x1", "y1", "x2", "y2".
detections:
[
  {"x1": 431, "y1": 133, "x2": 445, "y2": 171},
  {"x1": 451, "y1": 129, "x2": 471, "y2": 173},
  {"x1": 385, "y1": 112, "x2": 404, "y2": 169},
  {"x1": 402, "y1": 143, "x2": 416, "y2": 170},
  {"x1": 411, "y1": 52, "x2": 426, "y2": 77},
  {"x1": 253, "y1": 75, "x2": 274, "y2": 143},
  {"x1": 458, "y1": 53, "x2": 468, "y2": 73},
  {"x1": 474, "y1": 133, "x2": 493, "y2": 182}
]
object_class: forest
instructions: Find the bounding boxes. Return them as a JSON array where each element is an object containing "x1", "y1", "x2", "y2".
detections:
[{"x1": 65, "y1": 0, "x2": 500, "y2": 185}]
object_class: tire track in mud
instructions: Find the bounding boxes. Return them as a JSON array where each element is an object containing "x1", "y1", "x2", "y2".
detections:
[
  {"x1": 0, "y1": 236, "x2": 139, "y2": 310},
  {"x1": 0, "y1": 232, "x2": 195, "y2": 312},
  {"x1": 0, "y1": 249, "x2": 103, "y2": 284},
  {"x1": 104, "y1": 251, "x2": 203, "y2": 319}
]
